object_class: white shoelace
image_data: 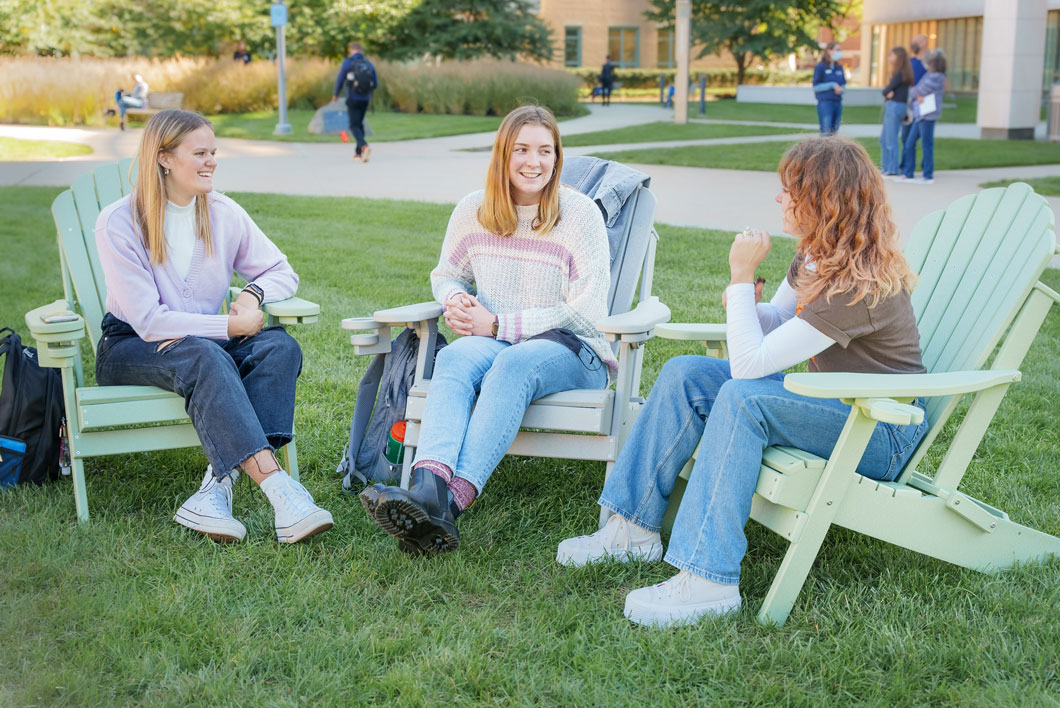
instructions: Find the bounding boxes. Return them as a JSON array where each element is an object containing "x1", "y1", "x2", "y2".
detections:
[{"x1": 652, "y1": 571, "x2": 696, "y2": 602}]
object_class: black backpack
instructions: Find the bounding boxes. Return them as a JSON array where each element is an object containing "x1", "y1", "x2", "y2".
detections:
[
  {"x1": 346, "y1": 57, "x2": 374, "y2": 96},
  {"x1": 337, "y1": 327, "x2": 446, "y2": 491},
  {"x1": 0, "y1": 329, "x2": 64, "y2": 488}
]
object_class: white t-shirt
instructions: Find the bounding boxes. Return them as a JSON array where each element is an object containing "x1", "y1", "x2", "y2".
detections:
[{"x1": 164, "y1": 200, "x2": 196, "y2": 281}]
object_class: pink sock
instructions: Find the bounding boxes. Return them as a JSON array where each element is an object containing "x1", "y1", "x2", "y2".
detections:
[
  {"x1": 448, "y1": 476, "x2": 478, "y2": 511},
  {"x1": 413, "y1": 459, "x2": 453, "y2": 484}
]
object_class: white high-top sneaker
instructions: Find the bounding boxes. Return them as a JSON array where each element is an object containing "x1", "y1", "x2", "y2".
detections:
[
  {"x1": 624, "y1": 570, "x2": 741, "y2": 627},
  {"x1": 556, "y1": 513, "x2": 663, "y2": 566},
  {"x1": 174, "y1": 465, "x2": 246, "y2": 543},
  {"x1": 259, "y1": 470, "x2": 334, "y2": 543}
]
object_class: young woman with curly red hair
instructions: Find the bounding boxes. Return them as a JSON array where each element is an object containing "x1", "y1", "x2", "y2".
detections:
[{"x1": 557, "y1": 136, "x2": 929, "y2": 627}]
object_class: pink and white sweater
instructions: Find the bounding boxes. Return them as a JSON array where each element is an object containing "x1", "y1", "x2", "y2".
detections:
[{"x1": 430, "y1": 188, "x2": 618, "y2": 373}]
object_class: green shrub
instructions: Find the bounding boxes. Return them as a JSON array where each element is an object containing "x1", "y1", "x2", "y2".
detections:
[
  {"x1": 0, "y1": 56, "x2": 582, "y2": 125},
  {"x1": 566, "y1": 66, "x2": 813, "y2": 89}
]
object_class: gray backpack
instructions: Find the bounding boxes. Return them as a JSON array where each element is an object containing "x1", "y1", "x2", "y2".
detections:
[{"x1": 338, "y1": 327, "x2": 446, "y2": 491}]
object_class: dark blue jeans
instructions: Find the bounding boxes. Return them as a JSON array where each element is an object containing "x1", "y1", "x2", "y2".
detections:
[
  {"x1": 901, "y1": 119, "x2": 936, "y2": 179},
  {"x1": 95, "y1": 314, "x2": 303, "y2": 477},
  {"x1": 345, "y1": 99, "x2": 369, "y2": 155},
  {"x1": 816, "y1": 100, "x2": 842, "y2": 135}
]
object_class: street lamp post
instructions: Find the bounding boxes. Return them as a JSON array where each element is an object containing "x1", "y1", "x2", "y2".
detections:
[
  {"x1": 674, "y1": 0, "x2": 691, "y2": 124},
  {"x1": 272, "y1": 0, "x2": 292, "y2": 135}
]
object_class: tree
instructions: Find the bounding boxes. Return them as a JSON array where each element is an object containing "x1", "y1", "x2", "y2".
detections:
[
  {"x1": 377, "y1": 0, "x2": 553, "y2": 62},
  {"x1": 645, "y1": 0, "x2": 854, "y2": 85}
]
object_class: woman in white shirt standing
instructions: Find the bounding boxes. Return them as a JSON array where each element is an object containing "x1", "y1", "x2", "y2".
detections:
[{"x1": 556, "y1": 136, "x2": 930, "y2": 627}]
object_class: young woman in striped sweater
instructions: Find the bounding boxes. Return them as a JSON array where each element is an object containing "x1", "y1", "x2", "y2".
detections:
[{"x1": 361, "y1": 105, "x2": 614, "y2": 554}]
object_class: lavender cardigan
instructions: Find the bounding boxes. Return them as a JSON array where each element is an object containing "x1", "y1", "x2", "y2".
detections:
[{"x1": 95, "y1": 192, "x2": 298, "y2": 342}]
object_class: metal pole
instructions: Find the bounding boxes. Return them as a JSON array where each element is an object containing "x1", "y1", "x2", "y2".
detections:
[
  {"x1": 274, "y1": 0, "x2": 292, "y2": 135},
  {"x1": 659, "y1": 74, "x2": 665, "y2": 105},
  {"x1": 674, "y1": 0, "x2": 691, "y2": 124},
  {"x1": 699, "y1": 74, "x2": 706, "y2": 115}
]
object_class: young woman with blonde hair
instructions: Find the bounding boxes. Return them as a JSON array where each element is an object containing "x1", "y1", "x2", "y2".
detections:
[
  {"x1": 361, "y1": 105, "x2": 614, "y2": 553},
  {"x1": 557, "y1": 137, "x2": 929, "y2": 627},
  {"x1": 95, "y1": 109, "x2": 332, "y2": 544}
]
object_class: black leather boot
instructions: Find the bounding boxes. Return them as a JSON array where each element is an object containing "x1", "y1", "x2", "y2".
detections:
[
  {"x1": 372, "y1": 468, "x2": 460, "y2": 553},
  {"x1": 359, "y1": 483, "x2": 421, "y2": 555}
]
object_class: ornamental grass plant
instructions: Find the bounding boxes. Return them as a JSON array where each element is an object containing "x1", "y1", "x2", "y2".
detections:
[{"x1": 0, "y1": 56, "x2": 583, "y2": 126}]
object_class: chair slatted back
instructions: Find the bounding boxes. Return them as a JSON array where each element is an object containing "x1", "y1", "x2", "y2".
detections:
[
  {"x1": 904, "y1": 183, "x2": 1056, "y2": 427},
  {"x1": 52, "y1": 162, "x2": 137, "y2": 350},
  {"x1": 607, "y1": 186, "x2": 657, "y2": 317}
]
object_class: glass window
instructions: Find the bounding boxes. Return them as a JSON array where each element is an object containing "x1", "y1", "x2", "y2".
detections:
[
  {"x1": 608, "y1": 27, "x2": 639, "y2": 67},
  {"x1": 1045, "y1": 10, "x2": 1060, "y2": 90},
  {"x1": 564, "y1": 26, "x2": 581, "y2": 67},
  {"x1": 657, "y1": 28, "x2": 674, "y2": 68},
  {"x1": 871, "y1": 17, "x2": 981, "y2": 91}
]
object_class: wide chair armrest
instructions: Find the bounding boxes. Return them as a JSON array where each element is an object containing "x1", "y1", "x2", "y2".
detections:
[
  {"x1": 595, "y1": 296, "x2": 671, "y2": 343},
  {"x1": 24, "y1": 300, "x2": 84, "y2": 368},
  {"x1": 372, "y1": 301, "x2": 443, "y2": 326},
  {"x1": 655, "y1": 322, "x2": 726, "y2": 342},
  {"x1": 784, "y1": 369, "x2": 1022, "y2": 400},
  {"x1": 264, "y1": 297, "x2": 320, "y2": 324},
  {"x1": 341, "y1": 301, "x2": 442, "y2": 357}
]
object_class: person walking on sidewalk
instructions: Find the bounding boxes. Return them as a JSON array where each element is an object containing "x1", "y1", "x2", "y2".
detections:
[
  {"x1": 332, "y1": 41, "x2": 378, "y2": 162},
  {"x1": 600, "y1": 56, "x2": 616, "y2": 106},
  {"x1": 812, "y1": 42, "x2": 846, "y2": 135},
  {"x1": 94, "y1": 109, "x2": 333, "y2": 544},
  {"x1": 898, "y1": 50, "x2": 947, "y2": 184}
]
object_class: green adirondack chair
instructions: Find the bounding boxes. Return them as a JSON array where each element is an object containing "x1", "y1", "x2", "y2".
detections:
[
  {"x1": 24, "y1": 159, "x2": 320, "y2": 522},
  {"x1": 655, "y1": 182, "x2": 1060, "y2": 625}
]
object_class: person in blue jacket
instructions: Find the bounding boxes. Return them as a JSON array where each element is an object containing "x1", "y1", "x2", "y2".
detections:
[
  {"x1": 331, "y1": 41, "x2": 378, "y2": 162},
  {"x1": 812, "y1": 42, "x2": 846, "y2": 135},
  {"x1": 899, "y1": 49, "x2": 947, "y2": 184}
]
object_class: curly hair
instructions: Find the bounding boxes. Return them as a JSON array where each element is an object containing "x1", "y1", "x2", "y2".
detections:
[{"x1": 779, "y1": 136, "x2": 916, "y2": 307}]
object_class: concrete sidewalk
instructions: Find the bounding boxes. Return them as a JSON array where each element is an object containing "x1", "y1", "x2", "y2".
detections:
[{"x1": 2, "y1": 104, "x2": 1058, "y2": 266}]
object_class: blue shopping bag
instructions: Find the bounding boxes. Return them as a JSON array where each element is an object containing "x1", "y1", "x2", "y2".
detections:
[{"x1": 0, "y1": 435, "x2": 27, "y2": 489}]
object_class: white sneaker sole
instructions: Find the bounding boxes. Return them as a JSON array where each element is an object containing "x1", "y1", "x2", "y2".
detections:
[
  {"x1": 556, "y1": 541, "x2": 664, "y2": 567},
  {"x1": 276, "y1": 508, "x2": 334, "y2": 543},
  {"x1": 623, "y1": 594, "x2": 741, "y2": 627},
  {"x1": 174, "y1": 508, "x2": 246, "y2": 543}
]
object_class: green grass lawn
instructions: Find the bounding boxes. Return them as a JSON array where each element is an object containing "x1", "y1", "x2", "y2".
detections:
[
  {"x1": 981, "y1": 175, "x2": 1060, "y2": 196},
  {"x1": 0, "y1": 137, "x2": 93, "y2": 161},
  {"x1": 666, "y1": 96, "x2": 980, "y2": 124},
  {"x1": 204, "y1": 108, "x2": 507, "y2": 143},
  {"x1": 561, "y1": 121, "x2": 812, "y2": 147},
  {"x1": 594, "y1": 137, "x2": 1060, "y2": 172},
  {"x1": 3, "y1": 186, "x2": 1060, "y2": 705}
]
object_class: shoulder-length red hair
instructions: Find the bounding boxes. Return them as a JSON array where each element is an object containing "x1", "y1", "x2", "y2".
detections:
[
  {"x1": 779, "y1": 136, "x2": 916, "y2": 307},
  {"x1": 478, "y1": 105, "x2": 563, "y2": 237}
]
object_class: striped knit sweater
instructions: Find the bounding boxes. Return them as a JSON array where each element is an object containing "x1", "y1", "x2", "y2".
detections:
[{"x1": 431, "y1": 187, "x2": 618, "y2": 374}]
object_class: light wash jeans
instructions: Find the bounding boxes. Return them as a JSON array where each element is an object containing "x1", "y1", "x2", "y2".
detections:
[
  {"x1": 879, "y1": 100, "x2": 906, "y2": 174},
  {"x1": 598, "y1": 356, "x2": 928, "y2": 585},
  {"x1": 95, "y1": 313, "x2": 303, "y2": 478},
  {"x1": 416, "y1": 335, "x2": 608, "y2": 491},
  {"x1": 816, "y1": 100, "x2": 842, "y2": 135}
]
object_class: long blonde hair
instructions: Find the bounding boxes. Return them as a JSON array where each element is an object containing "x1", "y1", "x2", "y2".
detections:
[
  {"x1": 779, "y1": 136, "x2": 916, "y2": 307},
  {"x1": 478, "y1": 105, "x2": 563, "y2": 237},
  {"x1": 132, "y1": 109, "x2": 214, "y2": 265}
]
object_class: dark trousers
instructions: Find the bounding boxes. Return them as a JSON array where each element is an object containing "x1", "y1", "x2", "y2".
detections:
[
  {"x1": 600, "y1": 82, "x2": 613, "y2": 105},
  {"x1": 95, "y1": 314, "x2": 303, "y2": 475},
  {"x1": 346, "y1": 99, "x2": 369, "y2": 154},
  {"x1": 901, "y1": 119, "x2": 936, "y2": 179}
]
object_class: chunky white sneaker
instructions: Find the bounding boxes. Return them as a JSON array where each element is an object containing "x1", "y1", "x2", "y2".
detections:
[
  {"x1": 174, "y1": 465, "x2": 246, "y2": 543},
  {"x1": 624, "y1": 570, "x2": 741, "y2": 627},
  {"x1": 911, "y1": 176, "x2": 935, "y2": 184},
  {"x1": 556, "y1": 513, "x2": 663, "y2": 567},
  {"x1": 259, "y1": 470, "x2": 333, "y2": 543}
]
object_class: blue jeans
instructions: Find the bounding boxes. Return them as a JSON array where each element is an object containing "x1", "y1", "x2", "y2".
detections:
[
  {"x1": 345, "y1": 99, "x2": 369, "y2": 154},
  {"x1": 415, "y1": 335, "x2": 608, "y2": 491},
  {"x1": 95, "y1": 314, "x2": 303, "y2": 478},
  {"x1": 901, "y1": 119, "x2": 936, "y2": 179},
  {"x1": 116, "y1": 95, "x2": 144, "y2": 119},
  {"x1": 597, "y1": 356, "x2": 928, "y2": 585},
  {"x1": 879, "y1": 100, "x2": 906, "y2": 173},
  {"x1": 816, "y1": 100, "x2": 842, "y2": 135}
]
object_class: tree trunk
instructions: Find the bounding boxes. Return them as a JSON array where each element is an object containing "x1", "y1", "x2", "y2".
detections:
[{"x1": 732, "y1": 50, "x2": 747, "y2": 86}]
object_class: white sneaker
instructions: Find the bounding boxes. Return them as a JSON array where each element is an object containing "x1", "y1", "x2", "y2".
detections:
[
  {"x1": 911, "y1": 176, "x2": 935, "y2": 184},
  {"x1": 624, "y1": 570, "x2": 741, "y2": 627},
  {"x1": 259, "y1": 470, "x2": 333, "y2": 543},
  {"x1": 556, "y1": 513, "x2": 663, "y2": 566},
  {"x1": 891, "y1": 175, "x2": 913, "y2": 182},
  {"x1": 174, "y1": 465, "x2": 246, "y2": 543}
]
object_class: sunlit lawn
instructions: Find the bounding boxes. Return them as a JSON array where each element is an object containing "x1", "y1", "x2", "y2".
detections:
[{"x1": 0, "y1": 136, "x2": 93, "y2": 161}]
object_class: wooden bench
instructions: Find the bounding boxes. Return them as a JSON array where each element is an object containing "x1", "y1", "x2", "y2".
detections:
[{"x1": 125, "y1": 92, "x2": 184, "y2": 119}]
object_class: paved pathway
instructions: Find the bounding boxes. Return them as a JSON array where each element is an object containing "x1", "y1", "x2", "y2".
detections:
[{"x1": 2, "y1": 104, "x2": 1058, "y2": 266}]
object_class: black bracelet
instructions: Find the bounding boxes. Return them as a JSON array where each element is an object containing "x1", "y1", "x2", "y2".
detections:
[{"x1": 242, "y1": 283, "x2": 264, "y2": 305}]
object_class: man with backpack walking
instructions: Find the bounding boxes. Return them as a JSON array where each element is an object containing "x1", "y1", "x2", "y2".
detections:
[
  {"x1": 332, "y1": 41, "x2": 378, "y2": 162},
  {"x1": 599, "y1": 55, "x2": 616, "y2": 106}
]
